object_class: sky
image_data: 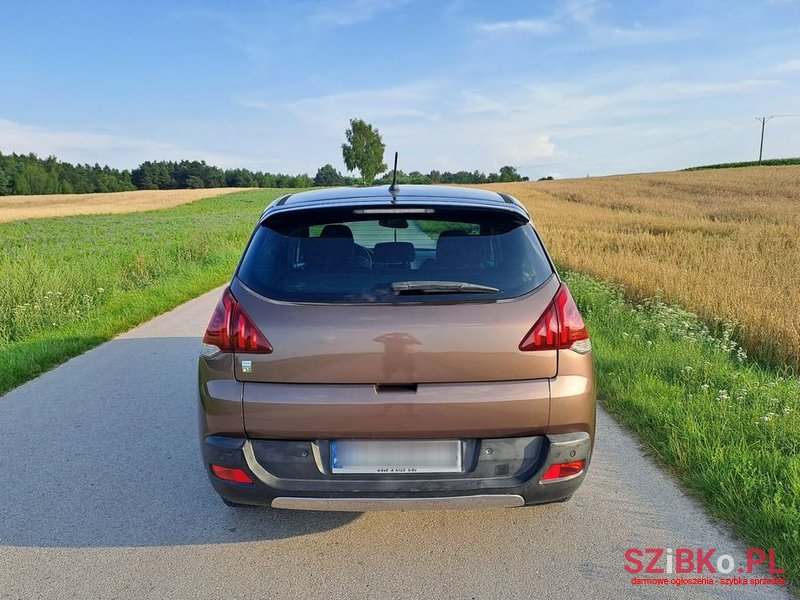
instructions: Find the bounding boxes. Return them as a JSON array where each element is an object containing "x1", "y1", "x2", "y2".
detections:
[{"x1": 1, "y1": 0, "x2": 799, "y2": 179}]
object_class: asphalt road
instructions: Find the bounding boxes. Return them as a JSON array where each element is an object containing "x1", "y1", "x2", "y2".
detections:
[{"x1": 0, "y1": 287, "x2": 793, "y2": 600}]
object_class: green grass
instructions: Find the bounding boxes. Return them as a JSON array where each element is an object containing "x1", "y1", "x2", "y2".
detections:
[
  {"x1": 683, "y1": 157, "x2": 800, "y2": 171},
  {"x1": 0, "y1": 189, "x2": 289, "y2": 395},
  {"x1": 564, "y1": 270, "x2": 799, "y2": 586}
]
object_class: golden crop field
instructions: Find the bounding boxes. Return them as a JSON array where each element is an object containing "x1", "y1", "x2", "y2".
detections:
[
  {"x1": 485, "y1": 165, "x2": 800, "y2": 368},
  {"x1": 0, "y1": 188, "x2": 245, "y2": 222}
]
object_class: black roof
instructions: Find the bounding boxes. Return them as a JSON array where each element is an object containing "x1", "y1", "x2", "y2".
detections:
[{"x1": 264, "y1": 185, "x2": 527, "y2": 219}]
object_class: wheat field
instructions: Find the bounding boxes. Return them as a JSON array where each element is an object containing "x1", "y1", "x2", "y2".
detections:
[
  {"x1": 485, "y1": 165, "x2": 800, "y2": 368},
  {"x1": 0, "y1": 188, "x2": 246, "y2": 222}
]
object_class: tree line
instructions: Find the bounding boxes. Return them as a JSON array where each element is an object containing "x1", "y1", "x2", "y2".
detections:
[
  {"x1": 312, "y1": 163, "x2": 529, "y2": 186},
  {"x1": 0, "y1": 152, "x2": 136, "y2": 195},
  {"x1": 0, "y1": 152, "x2": 318, "y2": 196},
  {"x1": 0, "y1": 152, "x2": 529, "y2": 196}
]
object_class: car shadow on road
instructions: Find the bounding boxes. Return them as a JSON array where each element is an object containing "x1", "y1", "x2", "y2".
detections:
[{"x1": 0, "y1": 336, "x2": 359, "y2": 548}]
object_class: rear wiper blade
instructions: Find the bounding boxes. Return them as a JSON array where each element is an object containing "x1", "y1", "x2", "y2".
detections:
[{"x1": 390, "y1": 281, "x2": 500, "y2": 294}]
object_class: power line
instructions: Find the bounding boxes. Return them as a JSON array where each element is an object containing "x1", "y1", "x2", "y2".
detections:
[{"x1": 756, "y1": 114, "x2": 800, "y2": 163}]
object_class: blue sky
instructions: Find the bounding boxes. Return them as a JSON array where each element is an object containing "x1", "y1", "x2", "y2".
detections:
[{"x1": 1, "y1": 0, "x2": 799, "y2": 178}]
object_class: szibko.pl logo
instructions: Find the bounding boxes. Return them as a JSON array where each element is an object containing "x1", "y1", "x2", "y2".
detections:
[{"x1": 624, "y1": 548, "x2": 786, "y2": 587}]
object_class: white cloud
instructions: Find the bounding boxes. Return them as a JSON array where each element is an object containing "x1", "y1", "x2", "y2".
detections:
[
  {"x1": 214, "y1": 70, "x2": 786, "y2": 176},
  {"x1": 561, "y1": 0, "x2": 601, "y2": 25},
  {"x1": 309, "y1": 0, "x2": 412, "y2": 27},
  {"x1": 240, "y1": 81, "x2": 561, "y2": 173},
  {"x1": 590, "y1": 25, "x2": 696, "y2": 47},
  {"x1": 5, "y1": 66, "x2": 782, "y2": 179},
  {"x1": 475, "y1": 19, "x2": 560, "y2": 35},
  {"x1": 476, "y1": 0, "x2": 699, "y2": 47},
  {"x1": 0, "y1": 118, "x2": 267, "y2": 169},
  {"x1": 616, "y1": 79, "x2": 782, "y2": 102},
  {"x1": 242, "y1": 82, "x2": 440, "y2": 129},
  {"x1": 773, "y1": 58, "x2": 800, "y2": 72}
]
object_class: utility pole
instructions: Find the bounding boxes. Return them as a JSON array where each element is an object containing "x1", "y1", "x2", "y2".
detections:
[
  {"x1": 755, "y1": 114, "x2": 800, "y2": 164},
  {"x1": 756, "y1": 116, "x2": 771, "y2": 164}
]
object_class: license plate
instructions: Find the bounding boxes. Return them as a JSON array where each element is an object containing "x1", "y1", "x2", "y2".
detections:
[{"x1": 330, "y1": 440, "x2": 463, "y2": 474}]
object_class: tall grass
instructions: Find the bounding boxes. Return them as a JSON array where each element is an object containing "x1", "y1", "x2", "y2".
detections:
[
  {"x1": 565, "y1": 270, "x2": 800, "y2": 587},
  {"x1": 684, "y1": 158, "x2": 800, "y2": 171},
  {"x1": 486, "y1": 165, "x2": 800, "y2": 369},
  {"x1": 0, "y1": 189, "x2": 287, "y2": 394}
]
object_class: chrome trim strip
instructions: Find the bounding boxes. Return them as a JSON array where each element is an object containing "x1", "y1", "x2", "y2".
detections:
[
  {"x1": 243, "y1": 439, "x2": 273, "y2": 483},
  {"x1": 270, "y1": 494, "x2": 525, "y2": 511}
]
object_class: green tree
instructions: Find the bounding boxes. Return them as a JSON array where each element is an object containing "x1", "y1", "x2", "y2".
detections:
[
  {"x1": 13, "y1": 173, "x2": 31, "y2": 195},
  {"x1": 499, "y1": 165, "x2": 521, "y2": 182},
  {"x1": 0, "y1": 165, "x2": 9, "y2": 195},
  {"x1": 341, "y1": 118, "x2": 387, "y2": 185},
  {"x1": 185, "y1": 175, "x2": 205, "y2": 189},
  {"x1": 314, "y1": 164, "x2": 344, "y2": 186}
]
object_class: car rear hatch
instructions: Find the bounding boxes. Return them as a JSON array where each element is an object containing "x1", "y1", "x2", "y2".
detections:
[
  {"x1": 232, "y1": 202, "x2": 559, "y2": 438},
  {"x1": 231, "y1": 276, "x2": 559, "y2": 384}
]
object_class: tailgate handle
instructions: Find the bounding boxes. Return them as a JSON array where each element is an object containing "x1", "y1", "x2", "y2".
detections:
[{"x1": 374, "y1": 383, "x2": 418, "y2": 393}]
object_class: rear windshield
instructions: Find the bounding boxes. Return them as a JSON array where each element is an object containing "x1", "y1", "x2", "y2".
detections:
[{"x1": 237, "y1": 206, "x2": 553, "y2": 303}]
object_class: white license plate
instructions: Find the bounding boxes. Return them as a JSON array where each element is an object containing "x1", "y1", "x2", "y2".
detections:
[{"x1": 330, "y1": 440, "x2": 463, "y2": 474}]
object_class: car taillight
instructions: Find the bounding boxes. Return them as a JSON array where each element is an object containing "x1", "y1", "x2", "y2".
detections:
[
  {"x1": 519, "y1": 283, "x2": 591, "y2": 353},
  {"x1": 210, "y1": 464, "x2": 254, "y2": 484},
  {"x1": 201, "y1": 287, "x2": 273, "y2": 357},
  {"x1": 540, "y1": 459, "x2": 585, "y2": 483}
]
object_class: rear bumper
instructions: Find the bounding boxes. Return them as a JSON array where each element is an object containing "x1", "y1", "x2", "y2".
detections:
[{"x1": 202, "y1": 432, "x2": 591, "y2": 510}]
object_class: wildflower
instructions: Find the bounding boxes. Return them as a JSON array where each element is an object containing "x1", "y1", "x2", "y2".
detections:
[
  {"x1": 784, "y1": 407, "x2": 793, "y2": 414},
  {"x1": 701, "y1": 384, "x2": 710, "y2": 390},
  {"x1": 97, "y1": 287, "x2": 105, "y2": 293}
]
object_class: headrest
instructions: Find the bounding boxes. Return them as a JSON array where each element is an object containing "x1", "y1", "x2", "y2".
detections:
[
  {"x1": 301, "y1": 236, "x2": 354, "y2": 268},
  {"x1": 320, "y1": 224, "x2": 354, "y2": 240},
  {"x1": 373, "y1": 241, "x2": 415, "y2": 264}
]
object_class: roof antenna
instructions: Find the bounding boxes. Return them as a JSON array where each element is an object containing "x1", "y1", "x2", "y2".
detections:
[{"x1": 388, "y1": 151, "x2": 399, "y2": 200}]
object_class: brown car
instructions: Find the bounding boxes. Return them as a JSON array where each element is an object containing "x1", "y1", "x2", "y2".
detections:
[{"x1": 198, "y1": 185, "x2": 595, "y2": 510}]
